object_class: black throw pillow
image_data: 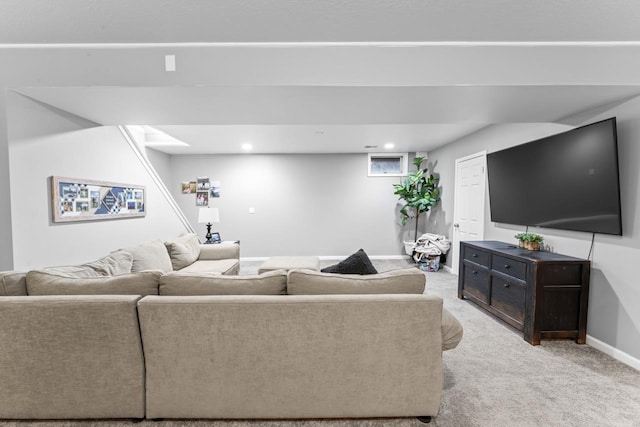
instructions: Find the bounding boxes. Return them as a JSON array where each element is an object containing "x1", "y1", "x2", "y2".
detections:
[{"x1": 321, "y1": 249, "x2": 378, "y2": 275}]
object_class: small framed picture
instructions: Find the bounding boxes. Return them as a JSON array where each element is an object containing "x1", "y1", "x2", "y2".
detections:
[{"x1": 211, "y1": 232, "x2": 221, "y2": 243}]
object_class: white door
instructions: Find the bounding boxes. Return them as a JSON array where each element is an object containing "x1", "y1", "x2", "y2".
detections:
[{"x1": 451, "y1": 151, "x2": 487, "y2": 274}]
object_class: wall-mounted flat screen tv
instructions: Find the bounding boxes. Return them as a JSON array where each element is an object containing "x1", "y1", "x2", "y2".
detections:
[{"x1": 487, "y1": 117, "x2": 622, "y2": 235}]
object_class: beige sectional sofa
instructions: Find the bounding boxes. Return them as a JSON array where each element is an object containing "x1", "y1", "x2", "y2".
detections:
[{"x1": 0, "y1": 240, "x2": 462, "y2": 423}]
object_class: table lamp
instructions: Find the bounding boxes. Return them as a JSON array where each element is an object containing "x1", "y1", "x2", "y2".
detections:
[{"x1": 198, "y1": 207, "x2": 220, "y2": 243}]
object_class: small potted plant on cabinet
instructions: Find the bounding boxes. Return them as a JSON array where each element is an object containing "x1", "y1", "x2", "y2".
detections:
[{"x1": 515, "y1": 233, "x2": 544, "y2": 251}]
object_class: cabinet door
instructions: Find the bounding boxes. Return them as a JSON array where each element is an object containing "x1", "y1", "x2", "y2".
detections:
[
  {"x1": 462, "y1": 264, "x2": 490, "y2": 304},
  {"x1": 490, "y1": 275, "x2": 526, "y2": 327}
]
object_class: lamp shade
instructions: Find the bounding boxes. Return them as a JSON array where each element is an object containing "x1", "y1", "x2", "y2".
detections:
[{"x1": 198, "y1": 207, "x2": 220, "y2": 224}]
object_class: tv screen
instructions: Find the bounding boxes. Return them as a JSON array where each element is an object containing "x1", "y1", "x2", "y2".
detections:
[{"x1": 487, "y1": 117, "x2": 622, "y2": 235}]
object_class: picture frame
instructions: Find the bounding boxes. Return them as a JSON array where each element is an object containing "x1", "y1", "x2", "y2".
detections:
[
  {"x1": 51, "y1": 176, "x2": 146, "y2": 223},
  {"x1": 211, "y1": 232, "x2": 221, "y2": 243},
  {"x1": 196, "y1": 191, "x2": 209, "y2": 207}
]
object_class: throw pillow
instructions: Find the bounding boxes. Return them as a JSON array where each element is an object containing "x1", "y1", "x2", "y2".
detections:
[
  {"x1": 287, "y1": 268, "x2": 425, "y2": 295},
  {"x1": 36, "y1": 265, "x2": 103, "y2": 278},
  {"x1": 321, "y1": 248, "x2": 378, "y2": 275},
  {"x1": 121, "y1": 240, "x2": 173, "y2": 273},
  {"x1": 159, "y1": 269, "x2": 287, "y2": 296},
  {"x1": 26, "y1": 270, "x2": 162, "y2": 296},
  {"x1": 83, "y1": 250, "x2": 134, "y2": 276},
  {"x1": 165, "y1": 233, "x2": 201, "y2": 270}
]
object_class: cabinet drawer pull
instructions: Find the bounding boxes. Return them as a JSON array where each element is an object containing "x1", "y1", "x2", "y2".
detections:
[
  {"x1": 472, "y1": 254, "x2": 478, "y2": 258},
  {"x1": 504, "y1": 264, "x2": 510, "y2": 269},
  {"x1": 472, "y1": 271, "x2": 478, "y2": 275},
  {"x1": 504, "y1": 283, "x2": 510, "y2": 288}
]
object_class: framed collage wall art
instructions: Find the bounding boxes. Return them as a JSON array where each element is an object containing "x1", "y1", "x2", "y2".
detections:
[
  {"x1": 51, "y1": 176, "x2": 146, "y2": 223},
  {"x1": 181, "y1": 176, "x2": 221, "y2": 206}
]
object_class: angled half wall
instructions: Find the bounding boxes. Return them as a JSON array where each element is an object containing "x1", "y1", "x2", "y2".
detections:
[{"x1": 6, "y1": 91, "x2": 192, "y2": 270}]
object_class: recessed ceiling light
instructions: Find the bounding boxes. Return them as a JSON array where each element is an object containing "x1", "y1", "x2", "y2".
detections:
[
  {"x1": 384, "y1": 142, "x2": 395, "y2": 149},
  {"x1": 241, "y1": 143, "x2": 253, "y2": 151}
]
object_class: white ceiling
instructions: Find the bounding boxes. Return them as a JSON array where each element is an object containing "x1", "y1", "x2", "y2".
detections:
[
  {"x1": 5, "y1": 1, "x2": 640, "y2": 154},
  {"x1": 3, "y1": 0, "x2": 640, "y2": 44}
]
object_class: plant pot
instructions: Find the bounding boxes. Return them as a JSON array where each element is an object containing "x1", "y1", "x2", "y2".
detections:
[
  {"x1": 518, "y1": 240, "x2": 525, "y2": 248},
  {"x1": 404, "y1": 241, "x2": 415, "y2": 256},
  {"x1": 523, "y1": 241, "x2": 540, "y2": 251}
]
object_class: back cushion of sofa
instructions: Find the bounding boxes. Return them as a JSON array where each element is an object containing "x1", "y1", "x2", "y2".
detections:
[
  {"x1": 159, "y1": 270, "x2": 287, "y2": 295},
  {"x1": 287, "y1": 268, "x2": 425, "y2": 295},
  {"x1": 0, "y1": 271, "x2": 27, "y2": 296},
  {"x1": 122, "y1": 240, "x2": 173, "y2": 273},
  {"x1": 26, "y1": 270, "x2": 162, "y2": 296},
  {"x1": 164, "y1": 233, "x2": 201, "y2": 270}
]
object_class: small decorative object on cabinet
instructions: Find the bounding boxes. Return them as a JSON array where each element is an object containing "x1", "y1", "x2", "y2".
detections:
[
  {"x1": 198, "y1": 207, "x2": 220, "y2": 244},
  {"x1": 514, "y1": 232, "x2": 544, "y2": 251},
  {"x1": 458, "y1": 240, "x2": 590, "y2": 346}
]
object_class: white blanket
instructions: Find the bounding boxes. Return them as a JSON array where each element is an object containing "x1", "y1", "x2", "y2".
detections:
[{"x1": 412, "y1": 233, "x2": 451, "y2": 262}]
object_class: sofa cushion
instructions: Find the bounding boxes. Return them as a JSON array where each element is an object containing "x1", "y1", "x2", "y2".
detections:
[
  {"x1": 0, "y1": 271, "x2": 27, "y2": 296},
  {"x1": 165, "y1": 233, "x2": 201, "y2": 270},
  {"x1": 159, "y1": 270, "x2": 287, "y2": 295},
  {"x1": 287, "y1": 268, "x2": 425, "y2": 295},
  {"x1": 258, "y1": 256, "x2": 320, "y2": 274},
  {"x1": 122, "y1": 240, "x2": 173, "y2": 273},
  {"x1": 197, "y1": 242, "x2": 240, "y2": 261},
  {"x1": 178, "y1": 259, "x2": 239, "y2": 275},
  {"x1": 26, "y1": 270, "x2": 161, "y2": 296},
  {"x1": 321, "y1": 248, "x2": 378, "y2": 275},
  {"x1": 83, "y1": 250, "x2": 133, "y2": 276}
]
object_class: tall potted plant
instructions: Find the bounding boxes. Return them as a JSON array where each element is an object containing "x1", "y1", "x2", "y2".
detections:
[{"x1": 393, "y1": 156, "x2": 441, "y2": 253}]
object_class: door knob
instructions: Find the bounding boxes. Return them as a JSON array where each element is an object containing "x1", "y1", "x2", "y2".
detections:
[{"x1": 454, "y1": 223, "x2": 460, "y2": 228}]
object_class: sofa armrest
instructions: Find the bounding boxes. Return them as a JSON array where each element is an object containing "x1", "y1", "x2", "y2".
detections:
[
  {"x1": 198, "y1": 242, "x2": 239, "y2": 261},
  {"x1": 0, "y1": 271, "x2": 27, "y2": 296}
]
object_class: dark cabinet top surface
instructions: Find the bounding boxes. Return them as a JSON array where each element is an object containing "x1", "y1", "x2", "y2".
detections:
[{"x1": 461, "y1": 240, "x2": 589, "y2": 264}]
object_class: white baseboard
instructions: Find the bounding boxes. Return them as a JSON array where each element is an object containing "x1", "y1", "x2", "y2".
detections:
[
  {"x1": 239, "y1": 256, "x2": 269, "y2": 262},
  {"x1": 442, "y1": 265, "x2": 455, "y2": 274},
  {"x1": 368, "y1": 255, "x2": 411, "y2": 260},
  {"x1": 586, "y1": 335, "x2": 640, "y2": 372}
]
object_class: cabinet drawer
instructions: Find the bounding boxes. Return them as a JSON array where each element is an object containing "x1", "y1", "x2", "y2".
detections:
[
  {"x1": 463, "y1": 246, "x2": 490, "y2": 267},
  {"x1": 491, "y1": 276, "x2": 526, "y2": 325},
  {"x1": 462, "y1": 264, "x2": 490, "y2": 304},
  {"x1": 542, "y1": 264, "x2": 582, "y2": 285},
  {"x1": 492, "y1": 255, "x2": 526, "y2": 280}
]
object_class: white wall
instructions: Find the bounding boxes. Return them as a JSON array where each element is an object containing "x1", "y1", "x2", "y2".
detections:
[
  {"x1": 169, "y1": 153, "x2": 411, "y2": 258},
  {"x1": 0, "y1": 92, "x2": 13, "y2": 270},
  {"x1": 144, "y1": 147, "x2": 173, "y2": 186},
  {"x1": 6, "y1": 92, "x2": 189, "y2": 270},
  {"x1": 427, "y1": 98, "x2": 640, "y2": 364},
  {"x1": 425, "y1": 123, "x2": 573, "y2": 259}
]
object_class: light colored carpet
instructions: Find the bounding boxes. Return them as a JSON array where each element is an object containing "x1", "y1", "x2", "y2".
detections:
[{"x1": 3, "y1": 259, "x2": 640, "y2": 427}]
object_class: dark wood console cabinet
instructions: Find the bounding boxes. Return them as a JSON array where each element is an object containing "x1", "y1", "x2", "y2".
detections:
[{"x1": 458, "y1": 240, "x2": 590, "y2": 345}]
